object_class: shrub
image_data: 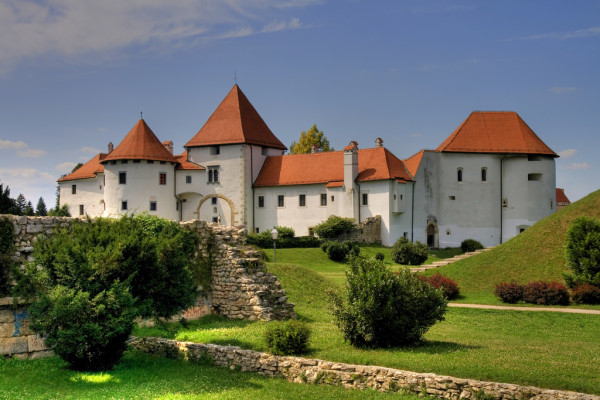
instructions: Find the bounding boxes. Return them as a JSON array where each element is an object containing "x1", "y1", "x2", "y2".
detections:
[
  {"x1": 570, "y1": 283, "x2": 600, "y2": 305},
  {"x1": 0, "y1": 218, "x2": 14, "y2": 296},
  {"x1": 320, "y1": 241, "x2": 330, "y2": 253},
  {"x1": 564, "y1": 216, "x2": 600, "y2": 288},
  {"x1": 275, "y1": 226, "x2": 295, "y2": 239},
  {"x1": 391, "y1": 237, "x2": 428, "y2": 265},
  {"x1": 494, "y1": 282, "x2": 524, "y2": 303},
  {"x1": 329, "y1": 257, "x2": 447, "y2": 348},
  {"x1": 264, "y1": 320, "x2": 311, "y2": 355},
  {"x1": 313, "y1": 216, "x2": 357, "y2": 239},
  {"x1": 327, "y1": 241, "x2": 351, "y2": 262},
  {"x1": 461, "y1": 239, "x2": 484, "y2": 253},
  {"x1": 15, "y1": 215, "x2": 198, "y2": 370},
  {"x1": 522, "y1": 281, "x2": 570, "y2": 306},
  {"x1": 374, "y1": 251, "x2": 385, "y2": 262},
  {"x1": 246, "y1": 230, "x2": 321, "y2": 249},
  {"x1": 420, "y1": 273, "x2": 460, "y2": 300}
]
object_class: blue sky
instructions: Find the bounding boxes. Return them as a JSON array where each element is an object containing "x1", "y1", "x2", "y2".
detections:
[{"x1": 0, "y1": 0, "x2": 598, "y2": 208}]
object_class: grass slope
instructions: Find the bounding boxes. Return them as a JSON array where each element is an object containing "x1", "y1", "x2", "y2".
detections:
[{"x1": 430, "y1": 189, "x2": 600, "y2": 304}]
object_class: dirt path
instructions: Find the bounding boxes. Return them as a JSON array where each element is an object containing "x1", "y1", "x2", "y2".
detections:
[{"x1": 448, "y1": 302, "x2": 600, "y2": 314}]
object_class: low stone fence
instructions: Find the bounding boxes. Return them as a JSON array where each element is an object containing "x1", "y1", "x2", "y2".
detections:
[
  {"x1": 129, "y1": 337, "x2": 599, "y2": 400},
  {"x1": 0, "y1": 297, "x2": 52, "y2": 359},
  {"x1": 335, "y1": 215, "x2": 381, "y2": 244}
]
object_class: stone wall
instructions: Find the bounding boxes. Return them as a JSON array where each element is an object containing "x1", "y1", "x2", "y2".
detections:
[
  {"x1": 335, "y1": 215, "x2": 381, "y2": 244},
  {"x1": 129, "y1": 337, "x2": 599, "y2": 400},
  {"x1": 0, "y1": 215, "x2": 295, "y2": 357},
  {"x1": 0, "y1": 297, "x2": 52, "y2": 359}
]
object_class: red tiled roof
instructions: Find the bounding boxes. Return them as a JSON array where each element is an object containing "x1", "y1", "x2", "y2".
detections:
[
  {"x1": 436, "y1": 112, "x2": 557, "y2": 156},
  {"x1": 402, "y1": 150, "x2": 426, "y2": 177},
  {"x1": 175, "y1": 151, "x2": 205, "y2": 170},
  {"x1": 58, "y1": 153, "x2": 106, "y2": 182},
  {"x1": 254, "y1": 147, "x2": 413, "y2": 187},
  {"x1": 556, "y1": 188, "x2": 570, "y2": 204},
  {"x1": 185, "y1": 85, "x2": 286, "y2": 150},
  {"x1": 326, "y1": 181, "x2": 344, "y2": 188},
  {"x1": 102, "y1": 119, "x2": 179, "y2": 163}
]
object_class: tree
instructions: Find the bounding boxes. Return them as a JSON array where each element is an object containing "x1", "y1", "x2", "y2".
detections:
[
  {"x1": 0, "y1": 184, "x2": 18, "y2": 215},
  {"x1": 25, "y1": 201, "x2": 35, "y2": 216},
  {"x1": 15, "y1": 194, "x2": 27, "y2": 216},
  {"x1": 48, "y1": 204, "x2": 70, "y2": 217},
  {"x1": 35, "y1": 197, "x2": 48, "y2": 216},
  {"x1": 289, "y1": 124, "x2": 333, "y2": 154},
  {"x1": 72, "y1": 162, "x2": 84, "y2": 173},
  {"x1": 565, "y1": 216, "x2": 600, "y2": 288}
]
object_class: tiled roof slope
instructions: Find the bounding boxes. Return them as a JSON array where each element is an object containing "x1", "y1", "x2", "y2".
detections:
[
  {"x1": 185, "y1": 85, "x2": 286, "y2": 150},
  {"x1": 254, "y1": 147, "x2": 413, "y2": 187},
  {"x1": 402, "y1": 150, "x2": 426, "y2": 177},
  {"x1": 176, "y1": 151, "x2": 205, "y2": 170},
  {"x1": 437, "y1": 112, "x2": 557, "y2": 156},
  {"x1": 556, "y1": 188, "x2": 570, "y2": 204},
  {"x1": 102, "y1": 119, "x2": 178, "y2": 163},
  {"x1": 58, "y1": 153, "x2": 107, "y2": 182}
]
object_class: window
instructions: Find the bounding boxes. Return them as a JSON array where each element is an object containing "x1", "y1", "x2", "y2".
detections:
[
  {"x1": 299, "y1": 194, "x2": 306, "y2": 207},
  {"x1": 481, "y1": 168, "x2": 487, "y2": 182},
  {"x1": 186, "y1": 175, "x2": 192, "y2": 184},
  {"x1": 121, "y1": 201, "x2": 128, "y2": 211},
  {"x1": 160, "y1": 161, "x2": 166, "y2": 165},
  {"x1": 121, "y1": 160, "x2": 128, "y2": 164},
  {"x1": 111, "y1": 161, "x2": 117, "y2": 165},
  {"x1": 457, "y1": 168, "x2": 463, "y2": 182},
  {"x1": 208, "y1": 167, "x2": 219, "y2": 183},
  {"x1": 255, "y1": 228, "x2": 260, "y2": 233},
  {"x1": 210, "y1": 146, "x2": 220, "y2": 155},
  {"x1": 212, "y1": 217, "x2": 219, "y2": 223},
  {"x1": 449, "y1": 196, "x2": 456, "y2": 200},
  {"x1": 72, "y1": 185, "x2": 76, "y2": 195},
  {"x1": 147, "y1": 160, "x2": 154, "y2": 164},
  {"x1": 133, "y1": 160, "x2": 141, "y2": 163},
  {"x1": 320, "y1": 193, "x2": 327, "y2": 206},
  {"x1": 528, "y1": 173, "x2": 542, "y2": 181},
  {"x1": 528, "y1": 155, "x2": 541, "y2": 161},
  {"x1": 278, "y1": 195, "x2": 284, "y2": 207},
  {"x1": 211, "y1": 197, "x2": 217, "y2": 205},
  {"x1": 159, "y1": 173, "x2": 167, "y2": 185},
  {"x1": 258, "y1": 196, "x2": 265, "y2": 208},
  {"x1": 331, "y1": 195, "x2": 335, "y2": 202},
  {"x1": 261, "y1": 147, "x2": 268, "y2": 156},
  {"x1": 119, "y1": 172, "x2": 126, "y2": 184},
  {"x1": 362, "y1": 193, "x2": 368, "y2": 206},
  {"x1": 150, "y1": 201, "x2": 157, "y2": 211},
  {"x1": 79, "y1": 205, "x2": 84, "y2": 216}
]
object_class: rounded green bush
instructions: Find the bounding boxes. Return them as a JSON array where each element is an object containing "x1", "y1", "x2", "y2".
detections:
[
  {"x1": 374, "y1": 251, "x2": 385, "y2": 262},
  {"x1": 460, "y1": 239, "x2": 484, "y2": 253},
  {"x1": 313, "y1": 216, "x2": 357, "y2": 239},
  {"x1": 391, "y1": 237, "x2": 428, "y2": 265},
  {"x1": 327, "y1": 241, "x2": 350, "y2": 262},
  {"x1": 264, "y1": 319, "x2": 311, "y2": 355}
]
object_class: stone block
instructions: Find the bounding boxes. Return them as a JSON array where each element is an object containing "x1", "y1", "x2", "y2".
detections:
[
  {"x1": 0, "y1": 322, "x2": 15, "y2": 338},
  {"x1": 28, "y1": 350, "x2": 54, "y2": 359},
  {"x1": 0, "y1": 336, "x2": 28, "y2": 355},
  {"x1": 28, "y1": 334, "x2": 48, "y2": 352},
  {"x1": 0, "y1": 309, "x2": 14, "y2": 323}
]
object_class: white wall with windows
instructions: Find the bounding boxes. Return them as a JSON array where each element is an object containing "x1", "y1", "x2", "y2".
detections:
[{"x1": 59, "y1": 174, "x2": 105, "y2": 218}]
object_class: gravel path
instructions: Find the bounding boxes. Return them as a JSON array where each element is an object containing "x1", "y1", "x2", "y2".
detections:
[{"x1": 448, "y1": 302, "x2": 600, "y2": 314}]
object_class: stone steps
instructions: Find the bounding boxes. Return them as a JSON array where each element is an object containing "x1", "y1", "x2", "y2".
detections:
[{"x1": 411, "y1": 246, "x2": 494, "y2": 273}]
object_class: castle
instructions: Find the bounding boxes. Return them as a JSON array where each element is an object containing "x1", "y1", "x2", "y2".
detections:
[{"x1": 58, "y1": 85, "x2": 558, "y2": 247}]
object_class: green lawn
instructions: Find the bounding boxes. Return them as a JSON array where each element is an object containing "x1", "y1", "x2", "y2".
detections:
[
  {"x1": 0, "y1": 351, "x2": 421, "y2": 400},
  {"x1": 135, "y1": 264, "x2": 600, "y2": 395}
]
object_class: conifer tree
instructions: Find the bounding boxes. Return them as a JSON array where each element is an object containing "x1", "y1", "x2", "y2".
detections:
[{"x1": 36, "y1": 197, "x2": 48, "y2": 216}]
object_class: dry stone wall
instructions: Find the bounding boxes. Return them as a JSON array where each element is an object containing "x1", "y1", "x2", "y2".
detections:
[
  {"x1": 335, "y1": 215, "x2": 381, "y2": 244},
  {"x1": 129, "y1": 337, "x2": 599, "y2": 400},
  {"x1": 0, "y1": 215, "x2": 295, "y2": 358}
]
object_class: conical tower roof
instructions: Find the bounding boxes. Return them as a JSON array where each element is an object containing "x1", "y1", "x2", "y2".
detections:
[
  {"x1": 436, "y1": 111, "x2": 557, "y2": 156},
  {"x1": 102, "y1": 119, "x2": 178, "y2": 163},
  {"x1": 185, "y1": 85, "x2": 286, "y2": 150}
]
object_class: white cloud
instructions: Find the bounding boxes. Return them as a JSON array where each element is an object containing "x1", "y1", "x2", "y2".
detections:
[
  {"x1": 80, "y1": 146, "x2": 101, "y2": 154},
  {"x1": 16, "y1": 148, "x2": 47, "y2": 158},
  {"x1": 558, "y1": 149, "x2": 577, "y2": 158},
  {"x1": 0, "y1": 139, "x2": 27, "y2": 149},
  {"x1": 0, "y1": 0, "x2": 316, "y2": 72},
  {"x1": 55, "y1": 162, "x2": 77, "y2": 172},
  {"x1": 550, "y1": 87, "x2": 579, "y2": 94},
  {"x1": 563, "y1": 162, "x2": 590, "y2": 170},
  {"x1": 512, "y1": 27, "x2": 600, "y2": 41},
  {"x1": 0, "y1": 168, "x2": 55, "y2": 181}
]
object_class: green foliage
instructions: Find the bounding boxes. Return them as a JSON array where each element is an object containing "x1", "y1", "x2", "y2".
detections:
[
  {"x1": 289, "y1": 124, "x2": 333, "y2": 154},
  {"x1": 329, "y1": 257, "x2": 447, "y2": 348},
  {"x1": 374, "y1": 251, "x2": 385, "y2": 262},
  {"x1": 460, "y1": 239, "x2": 484, "y2": 253},
  {"x1": 565, "y1": 216, "x2": 600, "y2": 288},
  {"x1": 0, "y1": 184, "x2": 19, "y2": 215},
  {"x1": 35, "y1": 197, "x2": 48, "y2": 216},
  {"x1": 275, "y1": 226, "x2": 295, "y2": 239},
  {"x1": 326, "y1": 241, "x2": 350, "y2": 262},
  {"x1": 391, "y1": 237, "x2": 428, "y2": 265},
  {"x1": 246, "y1": 229, "x2": 321, "y2": 249},
  {"x1": 0, "y1": 217, "x2": 14, "y2": 296},
  {"x1": 313, "y1": 216, "x2": 357, "y2": 239},
  {"x1": 15, "y1": 215, "x2": 198, "y2": 370},
  {"x1": 48, "y1": 204, "x2": 71, "y2": 217},
  {"x1": 264, "y1": 319, "x2": 311, "y2": 355}
]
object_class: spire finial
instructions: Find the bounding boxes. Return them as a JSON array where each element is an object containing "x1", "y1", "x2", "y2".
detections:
[
  {"x1": 140, "y1": 111, "x2": 143, "y2": 120},
  {"x1": 234, "y1": 69, "x2": 237, "y2": 85}
]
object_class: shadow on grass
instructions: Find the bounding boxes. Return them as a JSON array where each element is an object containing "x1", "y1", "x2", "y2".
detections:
[{"x1": 406, "y1": 340, "x2": 481, "y2": 354}]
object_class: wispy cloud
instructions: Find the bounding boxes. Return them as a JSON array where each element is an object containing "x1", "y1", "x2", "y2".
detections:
[
  {"x1": 563, "y1": 162, "x2": 590, "y2": 170},
  {"x1": 558, "y1": 149, "x2": 577, "y2": 158},
  {"x1": 55, "y1": 162, "x2": 77, "y2": 172},
  {"x1": 0, "y1": 139, "x2": 27, "y2": 149},
  {"x1": 80, "y1": 147, "x2": 101, "y2": 154},
  {"x1": 550, "y1": 87, "x2": 579, "y2": 95},
  {"x1": 0, "y1": 168, "x2": 55, "y2": 181},
  {"x1": 17, "y1": 148, "x2": 47, "y2": 158},
  {"x1": 510, "y1": 27, "x2": 600, "y2": 41},
  {"x1": 0, "y1": 1, "x2": 317, "y2": 73}
]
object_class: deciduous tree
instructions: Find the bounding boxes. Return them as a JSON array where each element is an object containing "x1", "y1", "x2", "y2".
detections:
[{"x1": 289, "y1": 124, "x2": 333, "y2": 154}]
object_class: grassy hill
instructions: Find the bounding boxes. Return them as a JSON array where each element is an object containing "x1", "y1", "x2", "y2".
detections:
[{"x1": 431, "y1": 189, "x2": 600, "y2": 304}]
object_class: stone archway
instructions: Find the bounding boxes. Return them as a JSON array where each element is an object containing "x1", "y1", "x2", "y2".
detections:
[
  {"x1": 426, "y1": 222, "x2": 439, "y2": 249},
  {"x1": 195, "y1": 194, "x2": 237, "y2": 226}
]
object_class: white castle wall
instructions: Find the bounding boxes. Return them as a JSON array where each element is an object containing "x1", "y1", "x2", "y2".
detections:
[{"x1": 59, "y1": 174, "x2": 105, "y2": 218}]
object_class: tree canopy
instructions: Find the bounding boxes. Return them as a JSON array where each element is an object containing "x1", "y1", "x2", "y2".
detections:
[{"x1": 289, "y1": 124, "x2": 333, "y2": 154}]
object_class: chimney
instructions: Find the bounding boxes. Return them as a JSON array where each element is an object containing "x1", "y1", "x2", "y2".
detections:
[
  {"x1": 163, "y1": 141, "x2": 174, "y2": 155},
  {"x1": 311, "y1": 144, "x2": 319, "y2": 153},
  {"x1": 108, "y1": 142, "x2": 114, "y2": 153},
  {"x1": 344, "y1": 141, "x2": 359, "y2": 193},
  {"x1": 375, "y1": 137, "x2": 383, "y2": 148}
]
